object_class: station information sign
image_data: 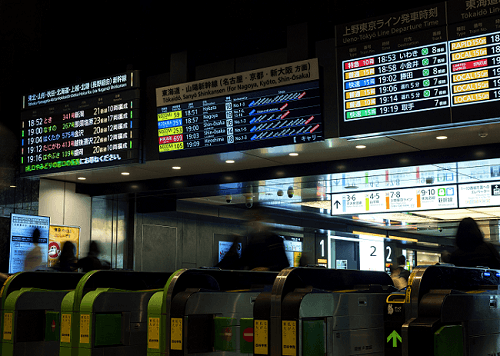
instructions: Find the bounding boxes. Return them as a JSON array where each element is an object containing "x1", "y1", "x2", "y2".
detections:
[
  {"x1": 20, "y1": 71, "x2": 140, "y2": 176},
  {"x1": 155, "y1": 59, "x2": 322, "y2": 159},
  {"x1": 459, "y1": 181, "x2": 500, "y2": 208},
  {"x1": 331, "y1": 185, "x2": 457, "y2": 215}
]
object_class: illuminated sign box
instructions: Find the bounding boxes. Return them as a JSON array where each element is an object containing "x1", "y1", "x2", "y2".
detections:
[{"x1": 154, "y1": 59, "x2": 323, "y2": 159}]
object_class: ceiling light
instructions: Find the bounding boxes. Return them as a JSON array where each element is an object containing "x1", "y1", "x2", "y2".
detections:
[
  {"x1": 289, "y1": 152, "x2": 299, "y2": 156},
  {"x1": 9, "y1": 185, "x2": 16, "y2": 188},
  {"x1": 121, "y1": 172, "x2": 130, "y2": 176},
  {"x1": 77, "y1": 177, "x2": 86, "y2": 181},
  {"x1": 172, "y1": 166, "x2": 181, "y2": 170},
  {"x1": 226, "y1": 160, "x2": 235, "y2": 164},
  {"x1": 436, "y1": 135, "x2": 447, "y2": 140},
  {"x1": 356, "y1": 145, "x2": 366, "y2": 149}
]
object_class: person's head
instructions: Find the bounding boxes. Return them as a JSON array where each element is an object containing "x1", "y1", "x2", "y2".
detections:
[
  {"x1": 456, "y1": 217, "x2": 484, "y2": 250},
  {"x1": 32, "y1": 228, "x2": 40, "y2": 244},
  {"x1": 60, "y1": 241, "x2": 76, "y2": 260},
  {"x1": 88, "y1": 241, "x2": 100, "y2": 256},
  {"x1": 397, "y1": 255, "x2": 406, "y2": 266}
]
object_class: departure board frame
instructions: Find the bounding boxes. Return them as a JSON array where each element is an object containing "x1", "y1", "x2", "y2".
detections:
[
  {"x1": 154, "y1": 59, "x2": 323, "y2": 159},
  {"x1": 20, "y1": 71, "x2": 141, "y2": 176},
  {"x1": 337, "y1": 3, "x2": 449, "y2": 138}
]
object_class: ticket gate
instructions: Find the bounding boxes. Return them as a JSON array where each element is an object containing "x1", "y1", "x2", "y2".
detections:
[
  {"x1": 253, "y1": 267, "x2": 395, "y2": 356},
  {"x1": 384, "y1": 264, "x2": 500, "y2": 356},
  {"x1": 59, "y1": 270, "x2": 172, "y2": 356},
  {"x1": 0, "y1": 271, "x2": 83, "y2": 356},
  {"x1": 147, "y1": 268, "x2": 279, "y2": 356}
]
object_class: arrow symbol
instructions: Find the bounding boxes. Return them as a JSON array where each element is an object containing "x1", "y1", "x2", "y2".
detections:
[
  {"x1": 333, "y1": 200, "x2": 341, "y2": 209},
  {"x1": 387, "y1": 330, "x2": 402, "y2": 348}
]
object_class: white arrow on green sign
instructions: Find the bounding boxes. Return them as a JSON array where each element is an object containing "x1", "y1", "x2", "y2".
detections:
[{"x1": 387, "y1": 330, "x2": 402, "y2": 347}]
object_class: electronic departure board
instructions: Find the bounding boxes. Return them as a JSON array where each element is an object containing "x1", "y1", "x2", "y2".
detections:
[
  {"x1": 448, "y1": 1, "x2": 500, "y2": 123},
  {"x1": 337, "y1": 3, "x2": 450, "y2": 137},
  {"x1": 155, "y1": 59, "x2": 322, "y2": 159},
  {"x1": 21, "y1": 71, "x2": 140, "y2": 176},
  {"x1": 338, "y1": 1, "x2": 500, "y2": 137}
]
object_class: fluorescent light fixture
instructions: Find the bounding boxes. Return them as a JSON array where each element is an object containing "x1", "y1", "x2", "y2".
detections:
[
  {"x1": 172, "y1": 166, "x2": 181, "y2": 170},
  {"x1": 356, "y1": 145, "x2": 367, "y2": 149},
  {"x1": 121, "y1": 172, "x2": 130, "y2": 176},
  {"x1": 77, "y1": 177, "x2": 86, "y2": 181},
  {"x1": 289, "y1": 152, "x2": 299, "y2": 156},
  {"x1": 225, "y1": 160, "x2": 235, "y2": 164},
  {"x1": 436, "y1": 135, "x2": 448, "y2": 140}
]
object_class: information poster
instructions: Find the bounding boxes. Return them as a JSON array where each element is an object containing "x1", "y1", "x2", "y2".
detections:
[
  {"x1": 359, "y1": 235, "x2": 385, "y2": 272},
  {"x1": 48, "y1": 225, "x2": 80, "y2": 267},
  {"x1": 9, "y1": 214, "x2": 50, "y2": 273}
]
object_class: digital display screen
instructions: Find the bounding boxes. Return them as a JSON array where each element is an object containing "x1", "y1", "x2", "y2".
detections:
[
  {"x1": 338, "y1": 2, "x2": 500, "y2": 137},
  {"x1": 342, "y1": 42, "x2": 449, "y2": 122},
  {"x1": 20, "y1": 72, "x2": 140, "y2": 176},
  {"x1": 9, "y1": 214, "x2": 50, "y2": 273},
  {"x1": 155, "y1": 59, "x2": 322, "y2": 159}
]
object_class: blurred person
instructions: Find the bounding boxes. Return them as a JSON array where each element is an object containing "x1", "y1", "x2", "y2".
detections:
[
  {"x1": 77, "y1": 241, "x2": 104, "y2": 272},
  {"x1": 390, "y1": 264, "x2": 408, "y2": 289},
  {"x1": 24, "y1": 228, "x2": 44, "y2": 271},
  {"x1": 239, "y1": 207, "x2": 289, "y2": 271},
  {"x1": 395, "y1": 255, "x2": 410, "y2": 281},
  {"x1": 447, "y1": 217, "x2": 500, "y2": 269},
  {"x1": 215, "y1": 234, "x2": 242, "y2": 270},
  {"x1": 54, "y1": 241, "x2": 78, "y2": 272}
]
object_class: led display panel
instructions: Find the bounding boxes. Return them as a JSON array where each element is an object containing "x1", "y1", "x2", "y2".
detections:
[
  {"x1": 20, "y1": 71, "x2": 140, "y2": 176},
  {"x1": 154, "y1": 59, "x2": 322, "y2": 159}
]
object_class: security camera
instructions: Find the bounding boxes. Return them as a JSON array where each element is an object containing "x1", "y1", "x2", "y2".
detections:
[
  {"x1": 245, "y1": 195, "x2": 253, "y2": 208},
  {"x1": 287, "y1": 186, "x2": 294, "y2": 198},
  {"x1": 225, "y1": 194, "x2": 232, "y2": 204}
]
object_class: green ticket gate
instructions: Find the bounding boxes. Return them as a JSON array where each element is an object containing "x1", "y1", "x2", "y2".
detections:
[
  {"x1": 59, "y1": 270, "x2": 172, "y2": 356},
  {"x1": 384, "y1": 265, "x2": 500, "y2": 356},
  {"x1": 147, "y1": 268, "x2": 278, "y2": 356},
  {"x1": 253, "y1": 267, "x2": 395, "y2": 356},
  {"x1": 0, "y1": 271, "x2": 83, "y2": 356}
]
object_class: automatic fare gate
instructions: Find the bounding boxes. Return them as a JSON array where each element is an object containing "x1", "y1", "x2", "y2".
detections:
[
  {"x1": 0, "y1": 271, "x2": 83, "y2": 356},
  {"x1": 59, "y1": 270, "x2": 172, "y2": 356},
  {"x1": 253, "y1": 267, "x2": 396, "y2": 356},
  {"x1": 384, "y1": 264, "x2": 500, "y2": 356},
  {"x1": 147, "y1": 268, "x2": 279, "y2": 356}
]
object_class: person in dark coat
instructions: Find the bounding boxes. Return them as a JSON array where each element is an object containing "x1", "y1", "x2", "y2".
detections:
[
  {"x1": 77, "y1": 241, "x2": 103, "y2": 272},
  {"x1": 446, "y1": 217, "x2": 500, "y2": 269},
  {"x1": 239, "y1": 208, "x2": 290, "y2": 272},
  {"x1": 54, "y1": 241, "x2": 78, "y2": 272}
]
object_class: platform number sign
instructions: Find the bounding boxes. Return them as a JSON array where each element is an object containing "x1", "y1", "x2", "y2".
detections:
[{"x1": 315, "y1": 235, "x2": 328, "y2": 267}]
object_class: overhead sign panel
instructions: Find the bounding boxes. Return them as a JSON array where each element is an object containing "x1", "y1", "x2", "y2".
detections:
[
  {"x1": 331, "y1": 185, "x2": 458, "y2": 215},
  {"x1": 20, "y1": 71, "x2": 140, "y2": 176},
  {"x1": 154, "y1": 59, "x2": 322, "y2": 159}
]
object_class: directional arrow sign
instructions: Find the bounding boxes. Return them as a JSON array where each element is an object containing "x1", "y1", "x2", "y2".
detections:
[
  {"x1": 333, "y1": 200, "x2": 341, "y2": 209},
  {"x1": 387, "y1": 330, "x2": 402, "y2": 347}
]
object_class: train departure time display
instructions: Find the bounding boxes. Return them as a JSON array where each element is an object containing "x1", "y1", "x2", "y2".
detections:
[
  {"x1": 21, "y1": 72, "x2": 140, "y2": 176},
  {"x1": 342, "y1": 42, "x2": 450, "y2": 121},
  {"x1": 155, "y1": 59, "x2": 322, "y2": 159}
]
